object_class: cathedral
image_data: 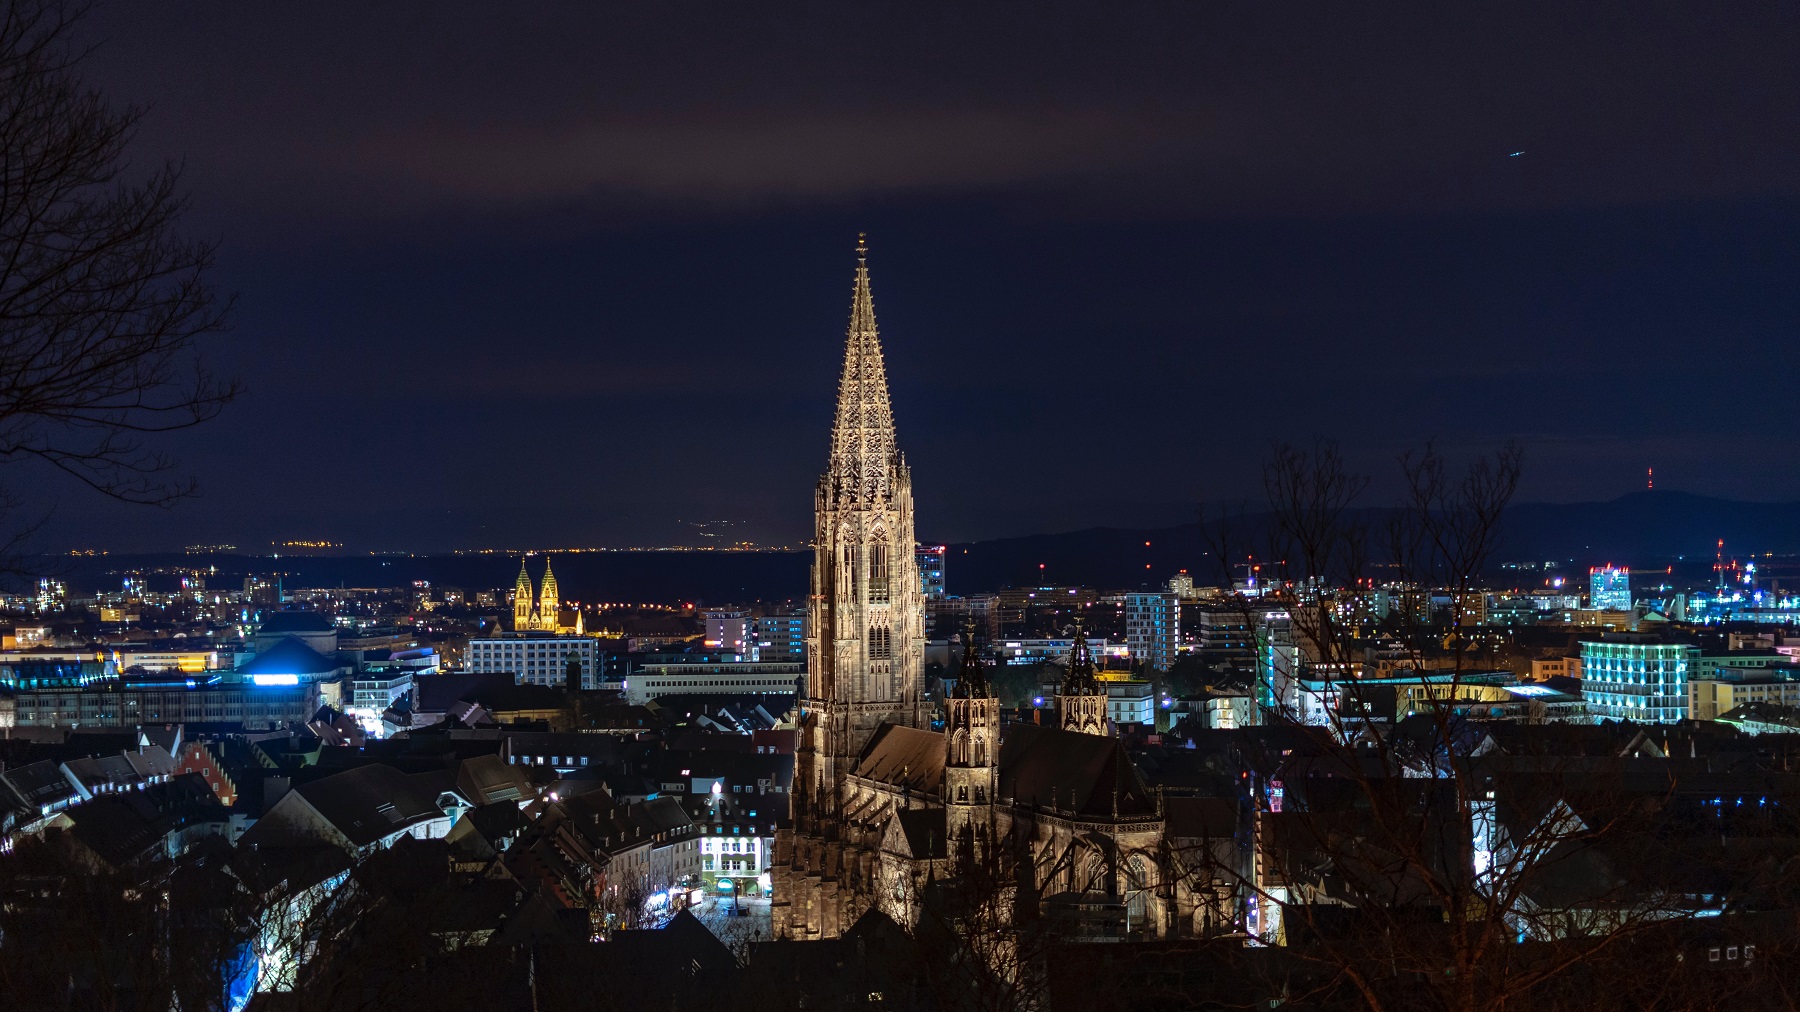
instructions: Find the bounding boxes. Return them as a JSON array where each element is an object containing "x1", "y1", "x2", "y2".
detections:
[
  {"x1": 772, "y1": 241, "x2": 1219, "y2": 943},
  {"x1": 512, "y1": 556, "x2": 584, "y2": 635}
]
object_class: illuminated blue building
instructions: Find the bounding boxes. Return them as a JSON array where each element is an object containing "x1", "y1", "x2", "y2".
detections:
[
  {"x1": 1126, "y1": 591, "x2": 1181, "y2": 672},
  {"x1": 916, "y1": 543, "x2": 946, "y2": 600},
  {"x1": 1580, "y1": 633, "x2": 1696, "y2": 723},
  {"x1": 1589, "y1": 565, "x2": 1631, "y2": 611}
]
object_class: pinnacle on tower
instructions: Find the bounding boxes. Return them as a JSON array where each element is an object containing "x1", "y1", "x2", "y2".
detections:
[
  {"x1": 828, "y1": 234, "x2": 899, "y2": 504},
  {"x1": 952, "y1": 620, "x2": 991, "y2": 699},
  {"x1": 1062, "y1": 617, "x2": 1101, "y2": 695}
]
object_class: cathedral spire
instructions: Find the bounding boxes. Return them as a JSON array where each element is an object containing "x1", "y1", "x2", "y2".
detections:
[{"x1": 829, "y1": 233, "x2": 898, "y2": 503}]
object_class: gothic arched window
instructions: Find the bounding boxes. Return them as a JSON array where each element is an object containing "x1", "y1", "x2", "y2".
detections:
[
  {"x1": 870, "y1": 626, "x2": 891, "y2": 659},
  {"x1": 868, "y1": 537, "x2": 891, "y2": 604}
]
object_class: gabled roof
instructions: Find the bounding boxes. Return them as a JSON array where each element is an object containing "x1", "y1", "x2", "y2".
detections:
[
  {"x1": 606, "y1": 907, "x2": 738, "y2": 980},
  {"x1": 456, "y1": 754, "x2": 533, "y2": 807},
  {"x1": 62, "y1": 753, "x2": 140, "y2": 795},
  {"x1": 891, "y1": 807, "x2": 947, "y2": 859},
  {"x1": 852, "y1": 724, "x2": 945, "y2": 794},
  {"x1": 999, "y1": 723, "x2": 1157, "y2": 819},
  {"x1": 243, "y1": 763, "x2": 447, "y2": 851},
  {"x1": 1, "y1": 759, "x2": 77, "y2": 812},
  {"x1": 64, "y1": 773, "x2": 224, "y2": 870}
]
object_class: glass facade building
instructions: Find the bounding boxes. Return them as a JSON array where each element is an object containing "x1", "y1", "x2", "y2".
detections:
[
  {"x1": 1580, "y1": 635, "x2": 1695, "y2": 722},
  {"x1": 1590, "y1": 565, "x2": 1632, "y2": 610},
  {"x1": 916, "y1": 544, "x2": 946, "y2": 600},
  {"x1": 1126, "y1": 591, "x2": 1181, "y2": 672}
]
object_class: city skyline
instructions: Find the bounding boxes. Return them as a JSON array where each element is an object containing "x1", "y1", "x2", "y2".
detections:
[{"x1": 19, "y1": 3, "x2": 1800, "y2": 553}]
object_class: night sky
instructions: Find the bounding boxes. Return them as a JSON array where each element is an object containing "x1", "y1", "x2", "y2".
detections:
[{"x1": 38, "y1": 3, "x2": 1800, "y2": 552}]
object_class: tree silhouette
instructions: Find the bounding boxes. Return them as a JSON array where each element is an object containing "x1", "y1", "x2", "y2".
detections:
[{"x1": 0, "y1": 0, "x2": 235, "y2": 532}]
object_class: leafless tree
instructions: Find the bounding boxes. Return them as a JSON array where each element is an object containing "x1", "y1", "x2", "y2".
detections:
[
  {"x1": 1176, "y1": 441, "x2": 1800, "y2": 1011},
  {"x1": 0, "y1": 0, "x2": 235, "y2": 532},
  {"x1": 0, "y1": 834, "x2": 257, "y2": 1012}
]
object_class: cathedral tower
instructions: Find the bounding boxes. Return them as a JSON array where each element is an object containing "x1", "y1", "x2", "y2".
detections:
[
  {"x1": 538, "y1": 557, "x2": 560, "y2": 626},
  {"x1": 513, "y1": 558, "x2": 534, "y2": 631},
  {"x1": 1057, "y1": 618, "x2": 1109, "y2": 736},
  {"x1": 796, "y1": 237, "x2": 926, "y2": 813},
  {"x1": 945, "y1": 623, "x2": 999, "y2": 871}
]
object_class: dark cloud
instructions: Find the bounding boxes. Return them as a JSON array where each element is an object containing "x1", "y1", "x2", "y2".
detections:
[{"x1": 81, "y1": 3, "x2": 1800, "y2": 226}]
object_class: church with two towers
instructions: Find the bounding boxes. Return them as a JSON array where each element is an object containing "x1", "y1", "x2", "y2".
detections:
[{"x1": 772, "y1": 240, "x2": 1220, "y2": 942}]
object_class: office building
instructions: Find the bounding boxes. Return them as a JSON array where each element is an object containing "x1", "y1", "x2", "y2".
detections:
[
  {"x1": 916, "y1": 544, "x2": 946, "y2": 600},
  {"x1": 466, "y1": 633, "x2": 600, "y2": 690},
  {"x1": 1126, "y1": 591, "x2": 1181, "y2": 671},
  {"x1": 1689, "y1": 666, "x2": 1800, "y2": 721},
  {"x1": 703, "y1": 609, "x2": 754, "y2": 657},
  {"x1": 1580, "y1": 634, "x2": 1695, "y2": 722},
  {"x1": 1590, "y1": 566, "x2": 1631, "y2": 611},
  {"x1": 1192, "y1": 603, "x2": 1255, "y2": 653},
  {"x1": 628, "y1": 660, "x2": 804, "y2": 705},
  {"x1": 1101, "y1": 675, "x2": 1156, "y2": 726},
  {"x1": 753, "y1": 612, "x2": 806, "y2": 662},
  {"x1": 12, "y1": 675, "x2": 318, "y2": 729}
]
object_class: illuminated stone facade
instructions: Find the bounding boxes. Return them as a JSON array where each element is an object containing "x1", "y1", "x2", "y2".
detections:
[
  {"x1": 772, "y1": 243, "x2": 1222, "y2": 944},
  {"x1": 512, "y1": 557, "x2": 583, "y2": 635}
]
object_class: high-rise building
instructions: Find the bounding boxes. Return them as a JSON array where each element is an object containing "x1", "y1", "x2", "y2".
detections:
[
  {"x1": 703, "y1": 609, "x2": 754, "y2": 657},
  {"x1": 754, "y1": 612, "x2": 806, "y2": 662},
  {"x1": 1126, "y1": 591, "x2": 1181, "y2": 671},
  {"x1": 916, "y1": 543, "x2": 947, "y2": 600},
  {"x1": 1193, "y1": 602, "x2": 1255, "y2": 653},
  {"x1": 1590, "y1": 565, "x2": 1631, "y2": 611}
]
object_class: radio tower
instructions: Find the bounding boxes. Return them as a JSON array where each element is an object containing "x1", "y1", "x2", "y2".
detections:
[{"x1": 1647, "y1": 467, "x2": 1654, "y2": 490}]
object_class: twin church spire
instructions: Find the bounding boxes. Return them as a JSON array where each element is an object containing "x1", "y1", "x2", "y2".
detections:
[{"x1": 513, "y1": 556, "x2": 578, "y2": 634}]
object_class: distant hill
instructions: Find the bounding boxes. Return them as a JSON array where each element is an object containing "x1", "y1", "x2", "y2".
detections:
[{"x1": 941, "y1": 491, "x2": 1800, "y2": 594}]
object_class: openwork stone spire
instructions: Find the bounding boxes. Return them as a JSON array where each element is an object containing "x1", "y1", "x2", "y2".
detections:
[
  {"x1": 1057, "y1": 616, "x2": 1109, "y2": 736},
  {"x1": 829, "y1": 234, "x2": 899, "y2": 504},
  {"x1": 951, "y1": 620, "x2": 992, "y2": 699},
  {"x1": 1062, "y1": 617, "x2": 1102, "y2": 696}
]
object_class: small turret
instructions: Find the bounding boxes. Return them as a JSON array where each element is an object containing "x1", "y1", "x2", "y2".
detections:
[
  {"x1": 1056, "y1": 617, "x2": 1109, "y2": 736},
  {"x1": 944, "y1": 621, "x2": 999, "y2": 871}
]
